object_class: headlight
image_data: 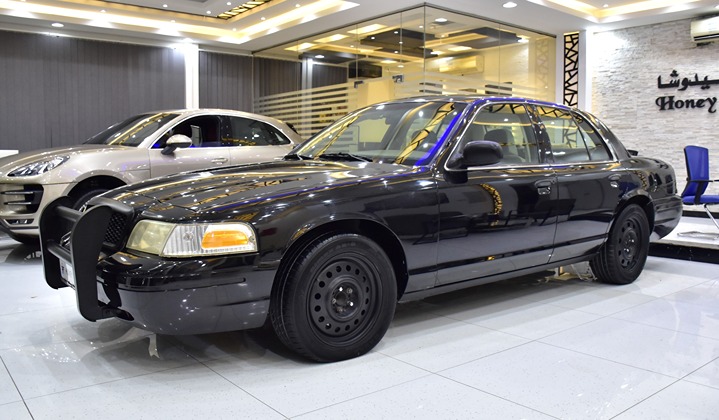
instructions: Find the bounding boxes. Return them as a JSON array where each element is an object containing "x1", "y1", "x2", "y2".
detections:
[
  {"x1": 8, "y1": 156, "x2": 69, "y2": 176},
  {"x1": 126, "y1": 220, "x2": 258, "y2": 257}
]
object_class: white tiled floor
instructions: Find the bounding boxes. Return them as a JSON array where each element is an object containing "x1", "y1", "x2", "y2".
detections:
[{"x1": 0, "y1": 236, "x2": 718, "y2": 419}]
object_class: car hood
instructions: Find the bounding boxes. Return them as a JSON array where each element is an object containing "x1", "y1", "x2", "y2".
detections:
[
  {"x1": 111, "y1": 160, "x2": 419, "y2": 214},
  {"x1": 0, "y1": 145, "x2": 131, "y2": 174}
]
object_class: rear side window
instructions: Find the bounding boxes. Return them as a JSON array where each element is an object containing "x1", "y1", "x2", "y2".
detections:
[
  {"x1": 223, "y1": 116, "x2": 291, "y2": 146},
  {"x1": 536, "y1": 106, "x2": 611, "y2": 163}
]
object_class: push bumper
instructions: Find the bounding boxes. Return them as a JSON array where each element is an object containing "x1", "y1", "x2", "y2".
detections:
[{"x1": 40, "y1": 196, "x2": 273, "y2": 334}]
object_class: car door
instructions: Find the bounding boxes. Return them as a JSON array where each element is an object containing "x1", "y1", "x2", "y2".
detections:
[
  {"x1": 222, "y1": 116, "x2": 295, "y2": 165},
  {"x1": 436, "y1": 102, "x2": 558, "y2": 285},
  {"x1": 149, "y1": 115, "x2": 230, "y2": 178},
  {"x1": 533, "y1": 105, "x2": 625, "y2": 262}
]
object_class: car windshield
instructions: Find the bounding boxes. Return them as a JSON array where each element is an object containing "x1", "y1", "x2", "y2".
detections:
[
  {"x1": 290, "y1": 101, "x2": 467, "y2": 166},
  {"x1": 84, "y1": 113, "x2": 179, "y2": 147}
]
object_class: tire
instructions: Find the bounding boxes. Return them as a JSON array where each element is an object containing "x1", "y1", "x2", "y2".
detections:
[
  {"x1": 71, "y1": 188, "x2": 109, "y2": 210},
  {"x1": 8, "y1": 233, "x2": 39, "y2": 246},
  {"x1": 271, "y1": 233, "x2": 397, "y2": 362},
  {"x1": 590, "y1": 204, "x2": 650, "y2": 285}
]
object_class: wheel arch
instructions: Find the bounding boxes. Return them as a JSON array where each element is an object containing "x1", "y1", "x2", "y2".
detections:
[
  {"x1": 68, "y1": 175, "x2": 126, "y2": 200},
  {"x1": 272, "y1": 219, "x2": 410, "y2": 302},
  {"x1": 616, "y1": 192, "x2": 655, "y2": 232}
]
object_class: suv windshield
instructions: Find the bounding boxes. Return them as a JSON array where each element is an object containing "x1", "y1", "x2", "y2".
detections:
[
  {"x1": 291, "y1": 101, "x2": 467, "y2": 166},
  {"x1": 84, "y1": 113, "x2": 179, "y2": 147}
]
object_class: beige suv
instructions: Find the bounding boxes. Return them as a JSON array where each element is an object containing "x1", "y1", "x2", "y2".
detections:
[{"x1": 0, "y1": 109, "x2": 301, "y2": 244}]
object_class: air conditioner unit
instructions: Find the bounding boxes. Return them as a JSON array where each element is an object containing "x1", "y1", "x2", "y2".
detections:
[{"x1": 691, "y1": 16, "x2": 719, "y2": 42}]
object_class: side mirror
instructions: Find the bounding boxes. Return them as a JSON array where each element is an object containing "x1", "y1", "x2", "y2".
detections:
[
  {"x1": 627, "y1": 149, "x2": 639, "y2": 156},
  {"x1": 161, "y1": 134, "x2": 193, "y2": 155},
  {"x1": 448, "y1": 140, "x2": 503, "y2": 169}
]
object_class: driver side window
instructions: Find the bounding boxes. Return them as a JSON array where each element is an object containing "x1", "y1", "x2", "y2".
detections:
[{"x1": 463, "y1": 103, "x2": 539, "y2": 164}]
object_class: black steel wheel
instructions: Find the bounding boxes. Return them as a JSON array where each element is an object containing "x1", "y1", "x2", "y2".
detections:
[
  {"x1": 271, "y1": 233, "x2": 397, "y2": 362},
  {"x1": 591, "y1": 204, "x2": 650, "y2": 285}
]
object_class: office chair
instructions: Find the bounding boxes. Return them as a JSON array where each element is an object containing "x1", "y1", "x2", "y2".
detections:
[{"x1": 678, "y1": 145, "x2": 719, "y2": 239}]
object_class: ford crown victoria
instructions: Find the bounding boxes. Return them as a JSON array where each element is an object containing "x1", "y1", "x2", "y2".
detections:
[{"x1": 40, "y1": 97, "x2": 682, "y2": 362}]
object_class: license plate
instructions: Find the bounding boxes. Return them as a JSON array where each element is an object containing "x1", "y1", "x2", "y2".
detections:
[{"x1": 60, "y1": 260, "x2": 76, "y2": 287}]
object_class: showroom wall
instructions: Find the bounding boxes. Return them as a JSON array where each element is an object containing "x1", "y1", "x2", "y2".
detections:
[
  {"x1": 0, "y1": 31, "x2": 186, "y2": 152},
  {"x1": 591, "y1": 18, "x2": 719, "y2": 189}
]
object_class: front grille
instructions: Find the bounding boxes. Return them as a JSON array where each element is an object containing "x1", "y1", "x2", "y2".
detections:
[{"x1": 103, "y1": 212, "x2": 129, "y2": 248}]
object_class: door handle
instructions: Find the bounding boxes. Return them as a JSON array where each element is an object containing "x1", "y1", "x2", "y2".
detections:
[
  {"x1": 211, "y1": 157, "x2": 228, "y2": 164},
  {"x1": 534, "y1": 180, "x2": 553, "y2": 195},
  {"x1": 608, "y1": 174, "x2": 621, "y2": 188}
]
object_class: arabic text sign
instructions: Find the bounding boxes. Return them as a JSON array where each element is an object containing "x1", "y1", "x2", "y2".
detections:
[{"x1": 657, "y1": 70, "x2": 718, "y2": 113}]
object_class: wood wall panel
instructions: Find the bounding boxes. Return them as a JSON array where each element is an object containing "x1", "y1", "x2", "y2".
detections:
[
  {"x1": 0, "y1": 31, "x2": 185, "y2": 152},
  {"x1": 199, "y1": 51, "x2": 253, "y2": 111}
]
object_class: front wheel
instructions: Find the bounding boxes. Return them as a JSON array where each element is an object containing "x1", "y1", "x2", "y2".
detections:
[
  {"x1": 271, "y1": 233, "x2": 397, "y2": 362},
  {"x1": 72, "y1": 188, "x2": 109, "y2": 210},
  {"x1": 591, "y1": 204, "x2": 650, "y2": 285}
]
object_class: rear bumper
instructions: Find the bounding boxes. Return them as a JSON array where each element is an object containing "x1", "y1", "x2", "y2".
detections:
[{"x1": 651, "y1": 195, "x2": 683, "y2": 240}]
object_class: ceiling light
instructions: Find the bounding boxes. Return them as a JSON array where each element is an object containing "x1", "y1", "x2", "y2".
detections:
[
  {"x1": 227, "y1": 2, "x2": 232, "y2": 5},
  {"x1": 503, "y1": 2, "x2": 517, "y2": 8},
  {"x1": 603, "y1": 3, "x2": 609, "y2": 7},
  {"x1": 398, "y1": 64, "x2": 404, "y2": 68},
  {"x1": 381, "y1": 60, "x2": 396, "y2": 63},
  {"x1": 315, "y1": 55, "x2": 325, "y2": 59},
  {"x1": 207, "y1": 11, "x2": 212, "y2": 14},
  {"x1": 448, "y1": 46, "x2": 472, "y2": 51},
  {"x1": 51, "y1": 22, "x2": 64, "y2": 28},
  {"x1": 284, "y1": 42, "x2": 316, "y2": 51},
  {"x1": 347, "y1": 24, "x2": 386, "y2": 35},
  {"x1": 419, "y1": 25, "x2": 423, "y2": 29},
  {"x1": 296, "y1": 3, "x2": 301, "y2": 7},
  {"x1": 314, "y1": 34, "x2": 348, "y2": 43},
  {"x1": 434, "y1": 18, "x2": 447, "y2": 23},
  {"x1": 101, "y1": 9, "x2": 106, "y2": 13},
  {"x1": 394, "y1": 50, "x2": 398, "y2": 53},
  {"x1": 261, "y1": 17, "x2": 266, "y2": 20},
  {"x1": 394, "y1": 31, "x2": 398, "y2": 34},
  {"x1": 163, "y1": 4, "x2": 168, "y2": 8}
]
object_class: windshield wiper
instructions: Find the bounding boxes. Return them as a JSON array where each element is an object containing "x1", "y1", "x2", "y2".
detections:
[{"x1": 317, "y1": 152, "x2": 373, "y2": 162}]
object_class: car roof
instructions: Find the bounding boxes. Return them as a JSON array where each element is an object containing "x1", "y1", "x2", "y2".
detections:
[
  {"x1": 382, "y1": 95, "x2": 573, "y2": 111},
  {"x1": 138, "y1": 108, "x2": 290, "y2": 125}
]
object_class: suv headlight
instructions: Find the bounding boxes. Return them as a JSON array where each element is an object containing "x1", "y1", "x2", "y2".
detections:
[
  {"x1": 127, "y1": 220, "x2": 258, "y2": 257},
  {"x1": 8, "y1": 156, "x2": 69, "y2": 176}
]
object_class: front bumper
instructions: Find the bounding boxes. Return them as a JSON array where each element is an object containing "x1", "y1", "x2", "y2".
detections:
[
  {"x1": 0, "y1": 181, "x2": 72, "y2": 237},
  {"x1": 40, "y1": 196, "x2": 274, "y2": 334}
]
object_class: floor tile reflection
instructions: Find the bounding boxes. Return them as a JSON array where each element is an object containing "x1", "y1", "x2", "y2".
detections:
[{"x1": 0, "y1": 236, "x2": 717, "y2": 419}]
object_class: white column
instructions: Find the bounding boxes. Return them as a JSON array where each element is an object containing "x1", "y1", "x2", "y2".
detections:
[
  {"x1": 182, "y1": 43, "x2": 200, "y2": 109},
  {"x1": 578, "y1": 30, "x2": 592, "y2": 111}
]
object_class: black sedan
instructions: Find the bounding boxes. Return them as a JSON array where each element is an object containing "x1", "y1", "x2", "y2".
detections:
[{"x1": 40, "y1": 96, "x2": 682, "y2": 362}]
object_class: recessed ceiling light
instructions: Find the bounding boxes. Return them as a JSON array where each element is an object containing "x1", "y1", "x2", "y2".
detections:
[
  {"x1": 398, "y1": 64, "x2": 404, "y2": 68},
  {"x1": 603, "y1": 3, "x2": 609, "y2": 7},
  {"x1": 399, "y1": 41, "x2": 403, "y2": 44},
  {"x1": 394, "y1": 50, "x2": 398, "y2": 53},
  {"x1": 232, "y1": 28, "x2": 237, "y2": 31},
  {"x1": 227, "y1": 2, "x2": 232, "y2": 5},
  {"x1": 51, "y1": 22, "x2": 64, "y2": 28},
  {"x1": 503, "y1": 2, "x2": 517, "y2": 8},
  {"x1": 419, "y1": 25, "x2": 423, "y2": 29},
  {"x1": 100, "y1": 9, "x2": 106, "y2": 13},
  {"x1": 207, "y1": 10, "x2": 212, "y2": 14},
  {"x1": 163, "y1": 4, "x2": 168, "y2": 8},
  {"x1": 394, "y1": 31, "x2": 398, "y2": 34},
  {"x1": 295, "y1": 3, "x2": 301, "y2": 7},
  {"x1": 434, "y1": 18, "x2": 448, "y2": 23},
  {"x1": 315, "y1": 55, "x2": 324, "y2": 58}
]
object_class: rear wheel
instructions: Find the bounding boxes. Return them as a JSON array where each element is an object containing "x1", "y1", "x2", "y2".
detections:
[
  {"x1": 591, "y1": 204, "x2": 650, "y2": 285},
  {"x1": 271, "y1": 233, "x2": 397, "y2": 362}
]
